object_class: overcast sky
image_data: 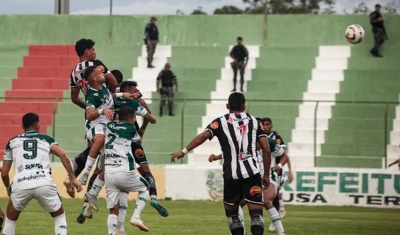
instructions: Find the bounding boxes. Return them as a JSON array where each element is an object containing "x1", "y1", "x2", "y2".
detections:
[{"x1": 0, "y1": 0, "x2": 398, "y2": 15}]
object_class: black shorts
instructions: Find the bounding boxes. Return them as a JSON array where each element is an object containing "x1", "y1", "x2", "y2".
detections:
[
  {"x1": 131, "y1": 142, "x2": 148, "y2": 165},
  {"x1": 223, "y1": 174, "x2": 263, "y2": 206}
]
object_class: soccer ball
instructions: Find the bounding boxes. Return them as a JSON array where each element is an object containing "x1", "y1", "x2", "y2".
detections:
[{"x1": 345, "y1": 24, "x2": 365, "y2": 44}]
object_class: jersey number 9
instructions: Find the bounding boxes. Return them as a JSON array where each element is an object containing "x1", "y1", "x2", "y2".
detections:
[{"x1": 23, "y1": 140, "x2": 38, "y2": 159}]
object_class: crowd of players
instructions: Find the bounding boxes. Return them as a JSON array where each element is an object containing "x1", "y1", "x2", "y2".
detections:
[{"x1": 0, "y1": 38, "x2": 293, "y2": 235}]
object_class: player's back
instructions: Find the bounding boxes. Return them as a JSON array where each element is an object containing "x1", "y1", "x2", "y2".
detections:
[
  {"x1": 104, "y1": 121, "x2": 141, "y2": 173},
  {"x1": 4, "y1": 130, "x2": 56, "y2": 191}
]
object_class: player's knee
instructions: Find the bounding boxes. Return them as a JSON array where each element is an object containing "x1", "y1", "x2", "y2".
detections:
[
  {"x1": 225, "y1": 209, "x2": 244, "y2": 235},
  {"x1": 249, "y1": 209, "x2": 264, "y2": 235}
]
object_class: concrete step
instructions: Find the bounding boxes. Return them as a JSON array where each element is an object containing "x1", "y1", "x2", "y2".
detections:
[
  {"x1": 318, "y1": 46, "x2": 351, "y2": 58},
  {"x1": 141, "y1": 45, "x2": 171, "y2": 58},
  {"x1": 312, "y1": 69, "x2": 344, "y2": 81},
  {"x1": 137, "y1": 57, "x2": 168, "y2": 68},
  {"x1": 316, "y1": 57, "x2": 348, "y2": 70}
]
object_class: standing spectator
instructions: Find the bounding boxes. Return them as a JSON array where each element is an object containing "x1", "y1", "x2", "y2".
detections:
[
  {"x1": 144, "y1": 16, "x2": 159, "y2": 68},
  {"x1": 156, "y1": 63, "x2": 178, "y2": 117},
  {"x1": 230, "y1": 37, "x2": 249, "y2": 92},
  {"x1": 370, "y1": 4, "x2": 388, "y2": 57}
]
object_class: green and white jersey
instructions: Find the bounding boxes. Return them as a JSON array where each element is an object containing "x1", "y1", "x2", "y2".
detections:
[
  {"x1": 257, "y1": 138, "x2": 284, "y2": 182},
  {"x1": 85, "y1": 83, "x2": 114, "y2": 130},
  {"x1": 114, "y1": 97, "x2": 148, "y2": 119},
  {"x1": 104, "y1": 121, "x2": 141, "y2": 173},
  {"x1": 4, "y1": 130, "x2": 57, "y2": 191}
]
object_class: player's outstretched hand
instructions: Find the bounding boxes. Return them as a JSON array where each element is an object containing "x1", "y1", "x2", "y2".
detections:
[
  {"x1": 208, "y1": 154, "x2": 217, "y2": 162},
  {"x1": 72, "y1": 178, "x2": 83, "y2": 193},
  {"x1": 170, "y1": 151, "x2": 185, "y2": 163},
  {"x1": 262, "y1": 175, "x2": 270, "y2": 189},
  {"x1": 103, "y1": 108, "x2": 113, "y2": 120}
]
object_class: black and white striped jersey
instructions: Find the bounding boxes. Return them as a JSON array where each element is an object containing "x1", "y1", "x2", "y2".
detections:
[
  {"x1": 205, "y1": 112, "x2": 267, "y2": 180},
  {"x1": 70, "y1": 60, "x2": 110, "y2": 96}
]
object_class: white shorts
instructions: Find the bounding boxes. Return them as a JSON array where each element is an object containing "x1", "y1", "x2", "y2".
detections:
[
  {"x1": 11, "y1": 184, "x2": 61, "y2": 212},
  {"x1": 86, "y1": 124, "x2": 106, "y2": 142},
  {"x1": 105, "y1": 171, "x2": 148, "y2": 209},
  {"x1": 96, "y1": 151, "x2": 105, "y2": 171}
]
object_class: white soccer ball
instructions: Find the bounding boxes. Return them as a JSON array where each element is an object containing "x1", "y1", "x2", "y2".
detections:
[{"x1": 345, "y1": 24, "x2": 365, "y2": 44}]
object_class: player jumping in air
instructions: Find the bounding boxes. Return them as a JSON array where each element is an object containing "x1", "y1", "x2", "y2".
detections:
[
  {"x1": 1, "y1": 113, "x2": 83, "y2": 235},
  {"x1": 67, "y1": 38, "x2": 119, "y2": 223},
  {"x1": 105, "y1": 106, "x2": 151, "y2": 233}
]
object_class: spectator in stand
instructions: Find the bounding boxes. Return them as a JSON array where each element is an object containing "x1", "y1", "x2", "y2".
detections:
[
  {"x1": 230, "y1": 37, "x2": 249, "y2": 92},
  {"x1": 144, "y1": 16, "x2": 159, "y2": 68},
  {"x1": 370, "y1": 4, "x2": 388, "y2": 57}
]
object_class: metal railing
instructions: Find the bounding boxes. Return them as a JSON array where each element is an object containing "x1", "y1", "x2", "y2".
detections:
[{"x1": 2, "y1": 97, "x2": 398, "y2": 168}]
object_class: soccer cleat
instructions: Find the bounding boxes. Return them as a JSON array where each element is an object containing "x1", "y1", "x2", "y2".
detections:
[
  {"x1": 77, "y1": 203, "x2": 92, "y2": 224},
  {"x1": 269, "y1": 223, "x2": 276, "y2": 232},
  {"x1": 279, "y1": 209, "x2": 286, "y2": 219},
  {"x1": 84, "y1": 192, "x2": 99, "y2": 211},
  {"x1": 130, "y1": 218, "x2": 149, "y2": 232},
  {"x1": 79, "y1": 172, "x2": 89, "y2": 186},
  {"x1": 150, "y1": 198, "x2": 169, "y2": 217},
  {"x1": 63, "y1": 177, "x2": 75, "y2": 198}
]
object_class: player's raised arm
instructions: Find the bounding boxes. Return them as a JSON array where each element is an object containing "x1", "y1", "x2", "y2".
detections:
[
  {"x1": 50, "y1": 145, "x2": 83, "y2": 192},
  {"x1": 170, "y1": 131, "x2": 211, "y2": 162},
  {"x1": 70, "y1": 72, "x2": 86, "y2": 109}
]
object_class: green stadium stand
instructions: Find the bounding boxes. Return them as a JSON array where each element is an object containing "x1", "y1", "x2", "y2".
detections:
[{"x1": 0, "y1": 15, "x2": 399, "y2": 168}]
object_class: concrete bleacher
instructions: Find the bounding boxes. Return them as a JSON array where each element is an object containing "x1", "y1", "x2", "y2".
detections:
[{"x1": 0, "y1": 15, "x2": 399, "y2": 169}]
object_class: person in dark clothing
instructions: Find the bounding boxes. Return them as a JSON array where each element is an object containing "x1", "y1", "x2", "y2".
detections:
[
  {"x1": 144, "y1": 16, "x2": 159, "y2": 68},
  {"x1": 230, "y1": 37, "x2": 249, "y2": 92},
  {"x1": 370, "y1": 4, "x2": 388, "y2": 57},
  {"x1": 156, "y1": 63, "x2": 178, "y2": 116}
]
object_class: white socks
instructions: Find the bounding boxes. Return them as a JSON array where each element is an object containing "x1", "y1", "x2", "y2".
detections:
[
  {"x1": 54, "y1": 212, "x2": 67, "y2": 235},
  {"x1": 88, "y1": 176, "x2": 105, "y2": 197},
  {"x1": 107, "y1": 214, "x2": 118, "y2": 235},
  {"x1": 118, "y1": 192, "x2": 129, "y2": 234},
  {"x1": 2, "y1": 217, "x2": 17, "y2": 235},
  {"x1": 267, "y1": 208, "x2": 285, "y2": 235},
  {"x1": 82, "y1": 156, "x2": 96, "y2": 176},
  {"x1": 279, "y1": 199, "x2": 285, "y2": 211},
  {"x1": 132, "y1": 190, "x2": 149, "y2": 219}
]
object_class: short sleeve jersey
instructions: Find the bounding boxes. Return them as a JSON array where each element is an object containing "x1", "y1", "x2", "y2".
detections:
[
  {"x1": 70, "y1": 60, "x2": 110, "y2": 96},
  {"x1": 4, "y1": 130, "x2": 57, "y2": 191},
  {"x1": 85, "y1": 83, "x2": 114, "y2": 129},
  {"x1": 256, "y1": 138, "x2": 285, "y2": 176},
  {"x1": 104, "y1": 121, "x2": 141, "y2": 173},
  {"x1": 114, "y1": 97, "x2": 148, "y2": 119}
]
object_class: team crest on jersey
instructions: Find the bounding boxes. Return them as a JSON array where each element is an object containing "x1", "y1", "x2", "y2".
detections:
[
  {"x1": 205, "y1": 170, "x2": 224, "y2": 201},
  {"x1": 18, "y1": 164, "x2": 24, "y2": 173},
  {"x1": 210, "y1": 122, "x2": 219, "y2": 129},
  {"x1": 98, "y1": 65, "x2": 105, "y2": 73},
  {"x1": 135, "y1": 149, "x2": 144, "y2": 158}
]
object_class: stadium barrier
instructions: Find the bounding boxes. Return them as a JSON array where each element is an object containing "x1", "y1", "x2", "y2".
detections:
[
  {"x1": 165, "y1": 166, "x2": 400, "y2": 208},
  {"x1": 0, "y1": 97, "x2": 399, "y2": 202}
]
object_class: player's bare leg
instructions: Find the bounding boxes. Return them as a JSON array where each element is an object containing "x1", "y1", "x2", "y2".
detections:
[
  {"x1": 138, "y1": 163, "x2": 169, "y2": 217},
  {"x1": 79, "y1": 134, "x2": 105, "y2": 185},
  {"x1": 3, "y1": 199, "x2": 22, "y2": 235},
  {"x1": 264, "y1": 186, "x2": 285, "y2": 235}
]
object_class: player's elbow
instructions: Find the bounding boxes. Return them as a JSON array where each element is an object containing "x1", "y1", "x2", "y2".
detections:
[{"x1": 148, "y1": 115, "x2": 156, "y2": 124}]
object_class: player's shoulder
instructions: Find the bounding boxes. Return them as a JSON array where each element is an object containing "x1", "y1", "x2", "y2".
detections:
[{"x1": 22, "y1": 131, "x2": 55, "y2": 145}]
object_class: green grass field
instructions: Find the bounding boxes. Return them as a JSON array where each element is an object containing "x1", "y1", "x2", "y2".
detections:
[{"x1": 1, "y1": 198, "x2": 399, "y2": 235}]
